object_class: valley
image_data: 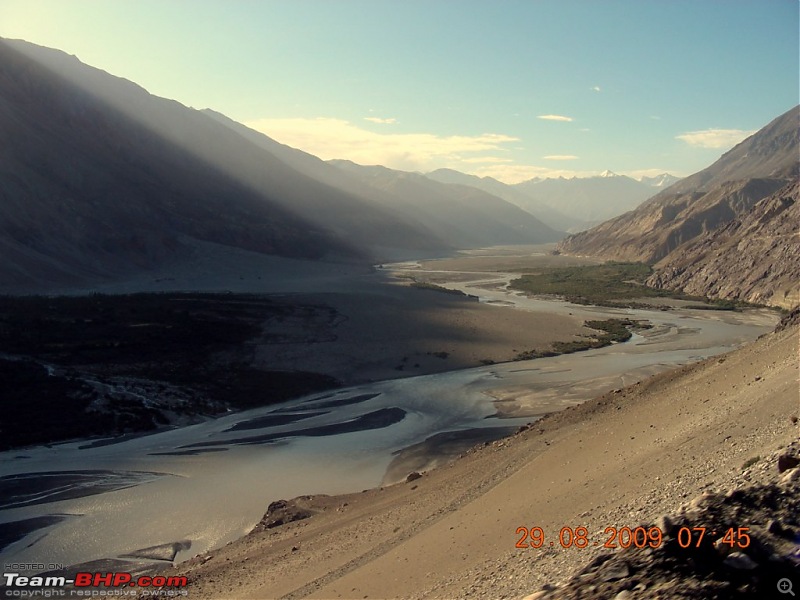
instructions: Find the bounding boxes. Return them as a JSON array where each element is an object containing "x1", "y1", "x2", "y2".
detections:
[
  {"x1": 0, "y1": 247, "x2": 781, "y2": 585},
  {"x1": 0, "y1": 10, "x2": 797, "y2": 598}
]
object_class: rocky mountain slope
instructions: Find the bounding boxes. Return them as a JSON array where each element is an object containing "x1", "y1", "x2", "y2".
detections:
[
  {"x1": 0, "y1": 40, "x2": 363, "y2": 290},
  {"x1": 557, "y1": 106, "x2": 799, "y2": 265},
  {"x1": 1, "y1": 39, "x2": 468, "y2": 290},
  {"x1": 1, "y1": 38, "x2": 571, "y2": 293},
  {"x1": 647, "y1": 181, "x2": 800, "y2": 309}
]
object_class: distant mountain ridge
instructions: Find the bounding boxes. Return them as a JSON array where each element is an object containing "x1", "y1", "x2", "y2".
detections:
[
  {"x1": 558, "y1": 105, "x2": 799, "y2": 264},
  {"x1": 201, "y1": 112, "x2": 563, "y2": 248},
  {"x1": 639, "y1": 173, "x2": 682, "y2": 188},
  {"x1": 426, "y1": 168, "x2": 679, "y2": 233},
  {"x1": 331, "y1": 161, "x2": 564, "y2": 247}
]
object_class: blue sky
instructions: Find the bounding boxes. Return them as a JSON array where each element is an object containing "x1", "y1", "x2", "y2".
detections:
[{"x1": 1, "y1": 0, "x2": 797, "y2": 182}]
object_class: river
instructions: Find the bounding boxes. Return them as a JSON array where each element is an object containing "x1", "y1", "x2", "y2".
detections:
[{"x1": 0, "y1": 265, "x2": 778, "y2": 574}]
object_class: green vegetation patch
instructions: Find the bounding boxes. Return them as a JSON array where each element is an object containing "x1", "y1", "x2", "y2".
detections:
[
  {"x1": 508, "y1": 262, "x2": 684, "y2": 306},
  {"x1": 514, "y1": 318, "x2": 646, "y2": 361},
  {"x1": 410, "y1": 281, "x2": 467, "y2": 295}
]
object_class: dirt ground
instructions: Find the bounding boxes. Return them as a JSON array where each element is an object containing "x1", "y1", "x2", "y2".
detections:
[{"x1": 168, "y1": 310, "x2": 799, "y2": 599}]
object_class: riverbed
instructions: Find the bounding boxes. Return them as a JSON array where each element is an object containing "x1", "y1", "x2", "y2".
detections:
[{"x1": 0, "y1": 262, "x2": 778, "y2": 574}]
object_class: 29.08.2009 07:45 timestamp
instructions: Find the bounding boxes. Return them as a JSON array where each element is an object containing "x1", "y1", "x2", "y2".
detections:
[{"x1": 516, "y1": 526, "x2": 751, "y2": 550}]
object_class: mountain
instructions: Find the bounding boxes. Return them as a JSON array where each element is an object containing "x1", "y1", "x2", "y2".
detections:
[
  {"x1": 639, "y1": 173, "x2": 681, "y2": 188},
  {"x1": 511, "y1": 173, "x2": 662, "y2": 231},
  {"x1": 203, "y1": 112, "x2": 563, "y2": 248},
  {"x1": 0, "y1": 40, "x2": 355, "y2": 289},
  {"x1": 557, "y1": 105, "x2": 800, "y2": 264},
  {"x1": 329, "y1": 161, "x2": 564, "y2": 247},
  {"x1": 425, "y1": 169, "x2": 682, "y2": 234},
  {"x1": 425, "y1": 169, "x2": 575, "y2": 233},
  {"x1": 0, "y1": 38, "x2": 458, "y2": 291},
  {"x1": 646, "y1": 180, "x2": 799, "y2": 309}
]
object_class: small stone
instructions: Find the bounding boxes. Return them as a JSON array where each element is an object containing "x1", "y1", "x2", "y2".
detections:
[
  {"x1": 614, "y1": 592, "x2": 633, "y2": 600},
  {"x1": 600, "y1": 560, "x2": 631, "y2": 582},
  {"x1": 657, "y1": 515, "x2": 676, "y2": 536},
  {"x1": 780, "y1": 467, "x2": 800, "y2": 485},
  {"x1": 406, "y1": 471, "x2": 422, "y2": 482},
  {"x1": 723, "y1": 552, "x2": 758, "y2": 570},
  {"x1": 768, "y1": 519, "x2": 785, "y2": 536},
  {"x1": 688, "y1": 491, "x2": 714, "y2": 511},
  {"x1": 520, "y1": 591, "x2": 549, "y2": 600},
  {"x1": 714, "y1": 537, "x2": 733, "y2": 556}
]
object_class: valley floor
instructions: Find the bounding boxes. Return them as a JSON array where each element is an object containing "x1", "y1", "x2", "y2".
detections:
[{"x1": 168, "y1": 308, "x2": 799, "y2": 599}]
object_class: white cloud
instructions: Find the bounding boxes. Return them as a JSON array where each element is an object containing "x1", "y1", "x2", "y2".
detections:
[
  {"x1": 364, "y1": 116, "x2": 397, "y2": 124},
  {"x1": 244, "y1": 117, "x2": 519, "y2": 172},
  {"x1": 543, "y1": 155, "x2": 579, "y2": 160},
  {"x1": 591, "y1": 86, "x2": 601, "y2": 92},
  {"x1": 460, "y1": 156, "x2": 513, "y2": 164},
  {"x1": 675, "y1": 128, "x2": 755, "y2": 149},
  {"x1": 537, "y1": 114, "x2": 574, "y2": 122}
]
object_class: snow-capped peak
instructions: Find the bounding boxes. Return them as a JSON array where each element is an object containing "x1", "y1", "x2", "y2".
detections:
[
  {"x1": 639, "y1": 173, "x2": 681, "y2": 188},
  {"x1": 599, "y1": 169, "x2": 619, "y2": 178}
]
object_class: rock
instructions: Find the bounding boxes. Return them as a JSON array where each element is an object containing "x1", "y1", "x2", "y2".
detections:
[
  {"x1": 723, "y1": 552, "x2": 758, "y2": 570},
  {"x1": 256, "y1": 498, "x2": 314, "y2": 530},
  {"x1": 599, "y1": 560, "x2": 631, "y2": 582},
  {"x1": 780, "y1": 467, "x2": 800, "y2": 485},
  {"x1": 614, "y1": 591, "x2": 633, "y2": 600},
  {"x1": 657, "y1": 515, "x2": 677, "y2": 536},
  {"x1": 767, "y1": 519, "x2": 785, "y2": 536},
  {"x1": 777, "y1": 453, "x2": 800, "y2": 473},
  {"x1": 406, "y1": 471, "x2": 423, "y2": 483},
  {"x1": 688, "y1": 491, "x2": 714, "y2": 510},
  {"x1": 520, "y1": 591, "x2": 550, "y2": 600}
]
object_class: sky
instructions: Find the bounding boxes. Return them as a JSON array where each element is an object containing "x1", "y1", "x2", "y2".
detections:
[{"x1": 0, "y1": 0, "x2": 798, "y2": 183}]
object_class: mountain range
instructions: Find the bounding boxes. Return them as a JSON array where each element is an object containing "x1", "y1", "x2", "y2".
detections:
[
  {"x1": 328, "y1": 161, "x2": 562, "y2": 248},
  {"x1": 2, "y1": 36, "x2": 795, "y2": 309},
  {"x1": 425, "y1": 169, "x2": 678, "y2": 232},
  {"x1": 0, "y1": 38, "x2": 561, "y2": 291}
]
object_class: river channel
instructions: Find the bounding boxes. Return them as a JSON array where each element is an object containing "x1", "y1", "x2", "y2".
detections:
[{"x1": 0, "y1": 265, "x2": 778, "y2": 574}]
